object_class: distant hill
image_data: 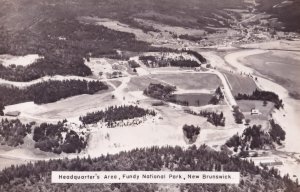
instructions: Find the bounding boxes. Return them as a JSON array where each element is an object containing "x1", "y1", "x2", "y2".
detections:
[
  {"x1": 256, "y1": 0, "x2": 300, "y2": 32},
  {"x1": 0, "y1": 0, "x2": 299, "y2": 80}
]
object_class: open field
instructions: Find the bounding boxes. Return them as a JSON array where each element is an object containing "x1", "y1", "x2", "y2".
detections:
[
  {"x1": 237, "y1": 100, "x2": 274, "y2": 127},
  {"x1": 150, "y1": 73, "x2": 222, "y2": 90},
  {"x1": 242, "y1": 50, "x2": 300, "y2": 99},
  {"x1": 87, "y1": 101, "x2": 244, "y2": 156},
  {"x1": 172, "y1": 93, "x2": 213, "y2": 107},
  {"x1": 0, "y1": 54, "x2": 42, "y2": 67},
  {"x1": 125, "y1": 76, "x2": 166, "y2": 92},
  {"x1": 4, "y1": 91, "x2": 117, "y2": 123},
  {"x1": 223, "y1": 71, "x2": 258, "y2": 96}
]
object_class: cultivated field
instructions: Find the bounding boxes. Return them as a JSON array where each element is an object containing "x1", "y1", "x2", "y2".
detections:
[
  {"x1": 223, "y1": 71, "x2": 258, "y2": 96},
  {"x1": 150, "y1": 73, "x2": 222, "y2": 90}
]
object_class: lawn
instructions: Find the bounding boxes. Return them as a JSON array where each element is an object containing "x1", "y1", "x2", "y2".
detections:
[
  {"x1": 126, "y1": 76, "x2": 167, "y2": 92},
  {"x1": 150, "y1": 73, "x2": 222, "y2": 90},
  {"x1": 172, "y1": 93, "x2": 213, "y2": 106},
  {"x1": 237, "y1": 100, "x2": 274, "y2": 121},
  {"x1": 223, "y1": 72, "x2": 258, "y2": 96}
]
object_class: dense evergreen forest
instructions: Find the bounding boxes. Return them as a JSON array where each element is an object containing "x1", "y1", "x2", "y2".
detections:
[
  {"x1": 0, "y1": 119, "x2": 33, "y2": 147},
  {"x1": 183, "y1": 50, "x2": 207, "y2": 63},
  {"x1": 0, "y1": 145, "x2": 298, "y2": 192},
  {"x1": 0, "y1": 17, "x2": 167, "y2": 81},
  {"x1": 0, "y1": 79, "x2": 108, "y2": 106},
  {"x1": 235, "y1": 89, "x2": 283, "y2": 109},
  {"x1": 139, "y1": 55, "x2": 200, "y2": 68},
  {"x1": 79, "y1": 105, "x2": 156, "y2": 125},
  {"x1": 0, "y1": 57, "x2": 91, "y2": 82},
  {"x1": 33, "y1": 121, "x2": 87, "y2": 154},
  {"x1": 226, "y1": 121, "x2": 286, "y2": 152}
]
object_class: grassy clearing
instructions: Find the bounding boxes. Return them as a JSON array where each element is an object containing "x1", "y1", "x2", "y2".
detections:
[
  {"x1": 223, "y1": 72, "x2": 258, "y2": 96},
  {"x1": 150, "y1": 73, "x2": 222, "y2": 90},
  {"x1": 126, "y1": 76, "x2": 167, "y2": 92},
  {"x1": 173, "y1": 93, "x2": 213, "y2": 107},
  {"x1": 237, "y1": 100, "x2": 274, "y2": 121}
]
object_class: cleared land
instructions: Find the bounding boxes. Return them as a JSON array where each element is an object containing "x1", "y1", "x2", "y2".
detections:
[
  {"x1": 172, "y1": 93, "x2": 213, "y2": 107},
  {"x1": 237, "y1": 100, "x2": 274, "y2": 122},
  {"x1": 223, "y1": 71, "x2": 258, "y2": 96},
  {"x1": 125, "y1": 76, "x2": 166, "y2": 92},
  {"x1": 150, "y1": 73, "x2": 222, "y2": 90}
]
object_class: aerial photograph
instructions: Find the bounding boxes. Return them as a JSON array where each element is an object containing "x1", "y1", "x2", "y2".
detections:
[{"x1": 0, "y1": 0, "x2": 300, "y2": 191}]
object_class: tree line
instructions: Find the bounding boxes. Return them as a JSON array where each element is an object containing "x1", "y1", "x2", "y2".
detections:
[
  {"x1": 139, "y1": 55, "x2": 200, "y2": 68},
  {"x1": 0, "y1": 79, "x2": 108, "y2": 106},
  {"x1": 185, "y1": 109, "x2": 225, "y2": 126},
  {"x1": 79, "y1": 105, "x2": 156, "y2": 125},
  {"x1": 183, "y1": 50, "x2": 207, "y2": 63},
  {"x1": 0, "y1": 145, "x2": 298, "y2": 192},
  {"x1": 235, "y1": 89, "x2": 284, "y2": 109}
]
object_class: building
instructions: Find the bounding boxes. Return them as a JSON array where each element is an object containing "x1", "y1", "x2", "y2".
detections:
[{"x1": 251, "y1": 108, "x2": 260, "y2": 115}]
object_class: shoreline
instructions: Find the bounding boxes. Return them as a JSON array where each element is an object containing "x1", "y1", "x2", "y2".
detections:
[
  {"x1": 224, "y1": 48, "x2": 300, "y2": 180},
  {"x1": 224, "y1": 48, "x2": 300, "y2": 153}
]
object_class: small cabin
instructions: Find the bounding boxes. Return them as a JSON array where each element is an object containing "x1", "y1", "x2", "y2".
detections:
[
  {"x1": 251, "y1": 108, "x2": 260, "y2": 115},
  {"x1": 5, "y1": 111, "x2": 21, "y2": 117}
]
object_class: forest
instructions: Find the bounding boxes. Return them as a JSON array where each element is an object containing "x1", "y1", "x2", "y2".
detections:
[
  {"x1": 0, "y1": 17, "x2": 167, "y2": 81},
  {"x1": 139, "y1": 55, "x2": 200, "y2": 68},
  {"x1": 235, "y1": 89, "x2": 283, "y2": 109},
  {"x1": 226, "y1": 121, "x2": 286, "y2": 152},
  {"x1": 0, "y1": 119, "x2": 33, "y2": 147},
  {"x1": 183, "y1": 50, "x2": 207, "y2": 63},
  {"x1": 33, "y1": 121, "x2": 87, "y2": 154},
  {"x1": 0, "y1": 145, "x2": 298, "y2": 192},
  {"x1": 79, "y1": 105, "x2": 156, "y2": 125},
  {"x1": 0, "y1": 79, "x2": 108, "y2": 106},
  {"x1": 0, "y1": 57, "x2": 91, "y2": 82},
  {"x1": 185, "y1": 109, "x2": 225, "y2": 126}
]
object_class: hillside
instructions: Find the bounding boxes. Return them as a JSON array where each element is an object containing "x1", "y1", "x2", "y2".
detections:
[{"x1": 0, "y1": 0, "x2": 299, "y2": 80}]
